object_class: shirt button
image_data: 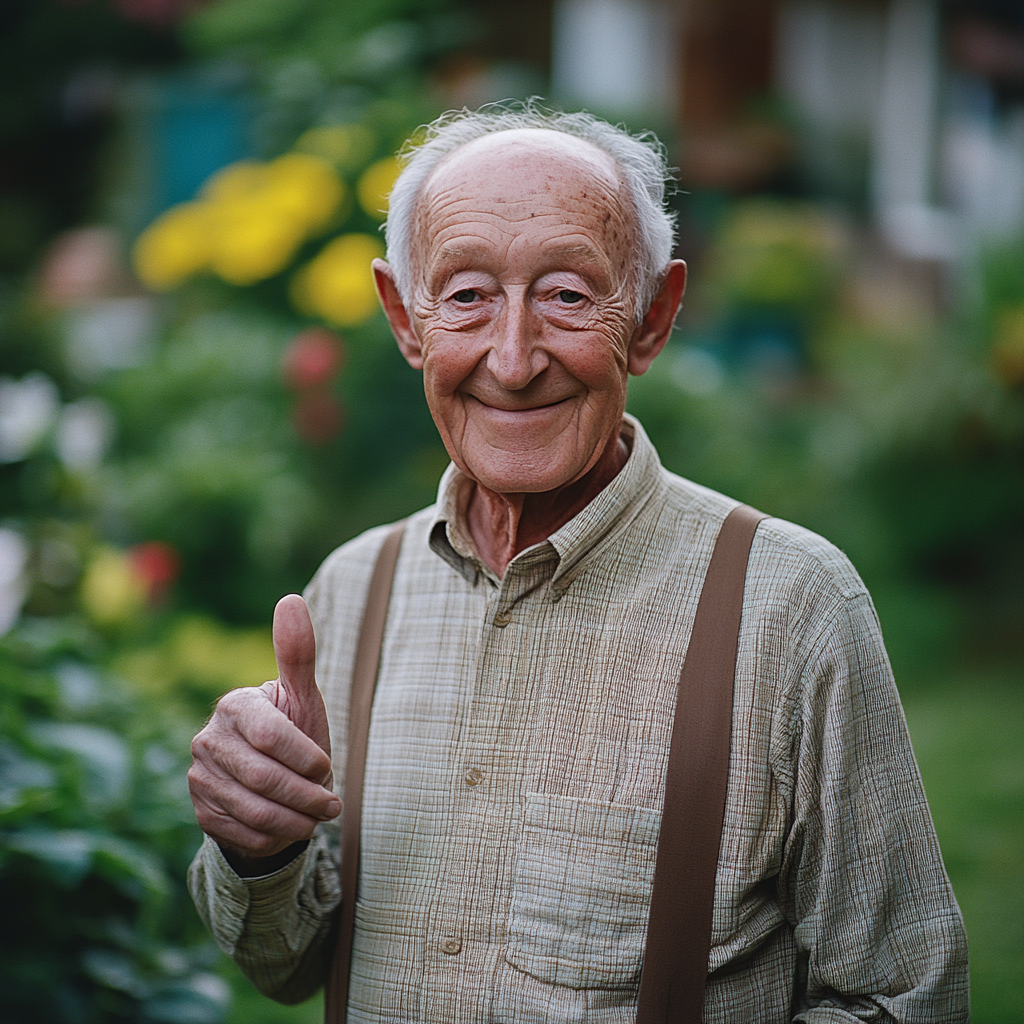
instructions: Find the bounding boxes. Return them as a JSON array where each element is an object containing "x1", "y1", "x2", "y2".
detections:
[
  {"x1": 464, "y1": 767, "x2": 484, "y2": 787},
  {"x1": 493, "y1": 610, "x2": 512, "y2": 628},
  {"x1": 442, "y1": 936, "x2": 462, "y2": 955}
]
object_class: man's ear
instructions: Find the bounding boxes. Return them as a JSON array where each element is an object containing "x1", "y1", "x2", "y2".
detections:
[
  {"x1": 627, "y1": 260, "x2": 687, "y2": 376},
  {"x1": 373, "y1": 259, "x2": 423, "y2": 370}
]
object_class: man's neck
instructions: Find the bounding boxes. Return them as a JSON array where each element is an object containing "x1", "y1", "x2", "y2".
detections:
[{"x1": 465, "y1": 430, "x2": 629, "y2": 577}]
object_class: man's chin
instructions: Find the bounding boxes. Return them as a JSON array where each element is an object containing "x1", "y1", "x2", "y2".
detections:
[{"x1": 463, "y1": 450, "x2": 584, "y2": 497}]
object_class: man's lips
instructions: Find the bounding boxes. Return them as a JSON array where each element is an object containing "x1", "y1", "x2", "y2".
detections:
[{"x1": 463, "y1": 394, "x2": 573, "y2": 416}]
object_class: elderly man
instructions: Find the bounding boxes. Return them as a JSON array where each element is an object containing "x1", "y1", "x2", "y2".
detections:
[{"x1": 187, "y1": 107, "x2": 968, "y2": 1023}]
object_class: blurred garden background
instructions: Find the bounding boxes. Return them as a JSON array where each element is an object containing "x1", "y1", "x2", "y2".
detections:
[{"x1": 0, "y1": 0, "x2": 1021, "y2": 1020}]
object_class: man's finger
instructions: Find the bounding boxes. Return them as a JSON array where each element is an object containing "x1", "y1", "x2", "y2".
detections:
[
  {"x1": 190, "y1": 785, "x2": 321, "y2": 858},
  {"x1": 202, "y1": 687, "x2": 332, "y2": 783},
  {"x1": 271, "y1": 594, "x2": 332, "y2": 756},
  {"x1": 206, "y1": 738, "x2": 340, "y2": 819},
  {"x1": 273, "y1": 594, "x2": 317, "y2": 698},
  {"x1": 236, "y1": 693, "x2": 333, "y2": 782}
]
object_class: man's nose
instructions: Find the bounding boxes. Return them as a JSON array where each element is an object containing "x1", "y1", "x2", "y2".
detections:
[{"x1": 487, "y1": 292, "x2": 546, "y2": 390}]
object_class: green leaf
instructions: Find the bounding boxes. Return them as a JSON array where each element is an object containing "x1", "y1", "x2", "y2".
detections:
[
  {"x1": 4, "y1": 827, "x2": 95, "y2": 882},
  {"x1": 0, "y1": 740, "x2": 56, "y2": 817},
  {"x1": 144, "y1": 973, "x2": 231, "y2": 1023},
  {"x1": 81, "y1": 947, "x2": 150, "y2": 997},
  {"x1": 29, "y1": 722, "x2": 130, "y2": 808},
  {"x1": 93, "y1": 834, "x2": 170, "y2": 897}
]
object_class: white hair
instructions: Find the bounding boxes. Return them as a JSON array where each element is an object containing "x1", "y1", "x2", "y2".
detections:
[{"x1": 383, "y1": 100, "x2": 677, "y2": 320}]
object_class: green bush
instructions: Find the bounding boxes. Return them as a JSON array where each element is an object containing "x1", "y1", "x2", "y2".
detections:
[{"x1": 0, "y1": 620, "x2": 225, "y2": 1023}]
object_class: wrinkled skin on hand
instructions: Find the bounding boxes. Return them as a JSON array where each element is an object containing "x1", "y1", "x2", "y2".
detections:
[{"x1": 188, "y1": 594, "x2": 341, "y2": 875}]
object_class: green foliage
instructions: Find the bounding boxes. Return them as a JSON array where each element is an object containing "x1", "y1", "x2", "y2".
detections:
[
  {"x1": 0, "y1": 3, "x2": 459, "y2": 1011},
  {"x1": 184, "y1": 0, "x2": 473, "y2": 87},
  {"x1": 90, "y1": 297, "x2": 444, "y2": 624},
  {"x1": 180, "y1": 0, "x2": 476, "y2": 158},
  {"x1": 630, "y1": 228, "x2": 1024, "y2": 679},
  {"x1": 0, "y1": 621, "x2": 224, "y2": 1023}
]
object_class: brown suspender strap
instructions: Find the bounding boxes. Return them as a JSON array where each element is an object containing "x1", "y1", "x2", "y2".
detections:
[
  {"x1": 637, "y1": 503, "x2": 768, "y2": 1024},
  {"x1": 325, "y1": 505, "x2": 765, "y2": 1024},
  {"x1": 324, "y1": 521, "x2": 406, "y2": 1024}
]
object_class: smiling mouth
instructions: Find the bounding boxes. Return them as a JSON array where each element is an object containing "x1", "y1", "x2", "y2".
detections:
[{"x1": 466, "y1": 395, "x2": 571, "y2": 415}]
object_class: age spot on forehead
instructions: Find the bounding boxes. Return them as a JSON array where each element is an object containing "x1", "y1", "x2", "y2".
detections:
[{"x1": 423, "y1": 130, "x2": 622, "y2": 206}]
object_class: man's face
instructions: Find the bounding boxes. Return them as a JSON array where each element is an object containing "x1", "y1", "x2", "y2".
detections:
[{"x1": 392, "y1": 130, "x2": 643, "y2": 496}]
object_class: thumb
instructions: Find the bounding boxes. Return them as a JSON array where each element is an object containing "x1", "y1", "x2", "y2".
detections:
[{"x1": 272, "y1": 594, "x2": 330, "y2": 756}]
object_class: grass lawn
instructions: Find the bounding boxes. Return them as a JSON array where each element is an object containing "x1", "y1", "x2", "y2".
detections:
[
  {"x1": 222, "y1": 671, "x2": 1023, "y2": 1023},
  {"x1": 902, "y1": 671, "x2": 1023, "y2": 1024}
]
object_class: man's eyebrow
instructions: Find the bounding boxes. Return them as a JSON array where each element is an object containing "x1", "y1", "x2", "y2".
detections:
[
  {"x1": 433, "y1": 241, "x2": 610, "y2": 267},
  {"x1": 434, "y1": 244, "x2": 477, "y2": 263},
  {"x1": 541, "y1": 242, "x2": 609, "y2": 266}
]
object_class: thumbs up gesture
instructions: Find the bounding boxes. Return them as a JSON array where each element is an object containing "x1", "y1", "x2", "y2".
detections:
[{"x1": 188, "y1": 595, "x2": 342, "y2": 874}]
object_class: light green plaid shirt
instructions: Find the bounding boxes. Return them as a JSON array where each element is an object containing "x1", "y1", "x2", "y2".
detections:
[{"x1": 189, "y1": 416, "x2": 968, "y2": 1023}]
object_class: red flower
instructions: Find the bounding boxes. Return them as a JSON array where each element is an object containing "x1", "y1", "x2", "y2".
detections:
[
  {"x1": 282, "y1": 328, "x2": 345, "y2": 390},
  {"x1": 129, "y1": 542, "x2": 181, "y2": 603}
]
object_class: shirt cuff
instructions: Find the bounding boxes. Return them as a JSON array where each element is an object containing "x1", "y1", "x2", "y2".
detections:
[{"x1": 188, "y1": 834, "x2": 314, "y2": 956}]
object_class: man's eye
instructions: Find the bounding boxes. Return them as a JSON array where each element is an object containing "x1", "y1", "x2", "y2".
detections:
[
  {"x1": 452, "y1": 289, "x2": 478, "y2": 303},
  {"x1": 559, "y1": 290, "x2": 584, "y2": 303}
]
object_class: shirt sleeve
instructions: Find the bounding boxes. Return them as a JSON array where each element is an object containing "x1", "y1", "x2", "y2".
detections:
[
  {"x1": 184, "y1": 537, "x2": 373, "y2": 1004},
  {"x1": 187, "y1": 822, "x2": 341, "y2": 1004},
  {"x1": 781, "y1": 589, "x2": 969, "y2": 1023}
]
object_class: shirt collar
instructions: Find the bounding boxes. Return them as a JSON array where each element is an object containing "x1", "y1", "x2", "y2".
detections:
[{"x1": 428, "y1": 414, "x2": 662, "y2": 592}]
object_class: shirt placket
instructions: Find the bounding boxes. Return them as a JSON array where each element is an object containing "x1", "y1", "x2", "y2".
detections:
[{"x1": 421, "y1": 550, "x2": 556, "y2": 1022}]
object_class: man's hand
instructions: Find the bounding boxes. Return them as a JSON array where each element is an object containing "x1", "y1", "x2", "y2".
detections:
[{"x1": 188, "y1": 594, "x2": 341, "y2": 874}]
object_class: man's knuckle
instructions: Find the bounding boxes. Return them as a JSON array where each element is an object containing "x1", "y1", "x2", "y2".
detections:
[
  {"x1": 246, "y1": 760, "x2": 277, "y2": 794},
  {"x1": 214, "y1": 690, "x2": 240, "y2": 713},
  {"x1": 246, "y1": 718, "x2": 280, "y2": 752},
  {"x1": 216, "y1": 687, "x2": 259, "y2": 715},
  {"x1": 246, "y1": 803, "x2": 280, "y2": 834}
]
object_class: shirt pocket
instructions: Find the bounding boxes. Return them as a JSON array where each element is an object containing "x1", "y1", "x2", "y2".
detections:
[{"x1": 504, "y1": 791, "x2": 661, "y2": 990}]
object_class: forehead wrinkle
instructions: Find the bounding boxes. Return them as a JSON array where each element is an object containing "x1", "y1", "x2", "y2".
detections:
[
  {"x1": 419, "y1": 141, "x2": 629, "y2": 239},
  {"x1": 410, "y1": 138, "x2": 637, "y2": 298}
]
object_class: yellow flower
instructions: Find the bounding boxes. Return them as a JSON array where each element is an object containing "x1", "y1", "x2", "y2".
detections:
[
  {"x1": 80, "y1": 547, "x2": 146, "y2": 625},
  {"x1": 200, "y1": 160, "x2": 266, "y2": 202},
  {"x1": 169, "y1": 617, "x2": 278, "y2": 692},
  {"x1": 203, "y1": 154, "x2": 344, "y2": 231},
  {"x1": 992, "y1": 304, "x2": 1024, "y2": 387},
  {"x1": 291, "y1": 233, "x2": 385, "y2": 327},
  {"x1": 204, "y1": 154, "x2": 347, "y2": 285},
  {"x1": 115, "y1": 616, "x2": 277, "y2": 701},
  {"x1": 263, "y1": 153, "x2": 347, "y2": 231},
  {"x1": 206, "y1": 196, "x2": 308, "y2": 286},
  {"x1": 133, "y1": 155, "x2": 348, "y2": 290},
  {"x1": 294, "y1": 124, "x2": 377, "y2": 171},
  {"x1": 132, "y1": 203, "x2": 211, "y2": 290},
  {"x1": 357, "y1": 156, "x2": 400, "y2": 220}
]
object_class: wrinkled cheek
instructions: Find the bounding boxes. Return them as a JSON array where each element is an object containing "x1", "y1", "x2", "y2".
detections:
[
  {"x1": 566, "y1": 318, "x2": 630, "y2": 374},
  {"x1": 564, "y1": 346, "x2": 629, "y2": 395},
  {"x1": 420, "y1": 330, "x2": 475, "y2": 390},
  {"x1": 422, "y1": 355, "x2": 473, "y2": 402}
]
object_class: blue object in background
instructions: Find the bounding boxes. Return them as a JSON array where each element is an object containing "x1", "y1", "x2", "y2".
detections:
[
  {"x1": 115, "y1": 74, "x2": 254, "y2": 235},
  {"x1": 721, "y1": 311, "x2": 806, "y2": 376},
  {"x1": 154, "y1": 84, "x2": 250, "y2": 210}
]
